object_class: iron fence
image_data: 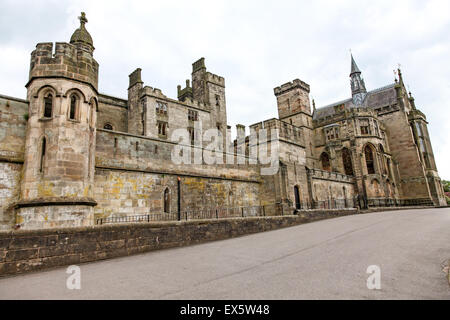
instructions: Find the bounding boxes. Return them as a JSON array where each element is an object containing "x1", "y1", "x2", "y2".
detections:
[
  {"x1": 96, "y1": 204, "x2": 281, "y2": 225},
  {"x1": 312, "y1": 198, "x2": 355, "y2": 210},
  {"x1": 366, "y1": 198, "x2": 434, "y2": 208}
]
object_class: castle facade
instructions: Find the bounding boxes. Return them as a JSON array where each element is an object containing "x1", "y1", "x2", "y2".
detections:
[{"x1": 0, "y1": 14, "x2": 446, "y2": 230}]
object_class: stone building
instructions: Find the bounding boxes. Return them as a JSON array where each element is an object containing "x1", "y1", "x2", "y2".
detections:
[{"x1": 0, "y1": 13, "x2": 446, "y2": 230}]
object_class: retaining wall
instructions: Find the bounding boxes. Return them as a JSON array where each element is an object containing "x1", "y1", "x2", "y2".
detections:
[{"x1": 0, "y1": 209, "x2": 357, "y2": 276}]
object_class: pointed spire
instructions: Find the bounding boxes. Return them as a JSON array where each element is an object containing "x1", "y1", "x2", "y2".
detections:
[
  {"x1": 350, "y1": 54, "x2": 361, "y2": 76},
  {"x1": 349, "y1": 54, "x2": 367, "y2": 105}
]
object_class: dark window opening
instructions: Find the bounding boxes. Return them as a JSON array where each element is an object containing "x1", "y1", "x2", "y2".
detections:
[
  {"x1": 69, "y1": 95, "x2": 77, "y2": 120},
  {"x1": 164, "y1": 188, "x2": 170, "y2": 213},
  {"x1": 44, "y1": 94, "x2": 53, "y2": 118},
  {"x1": 40, "y1": 137, "x2": 46, "y2": 172},
  {"x1": 320, "y1": 152, "x2": 331, "y2": 172},
  {"x1": 104, "y1": 123, "x2": 113, "y2": 130},
  {"x1": 342, "y1": 148, "x2": 354, "y2": 176},
  {"x1": 365, "y1": 145, "x2": 375, "y2": 174},
  {"x1": 158, "y1": 121, "x2": 168, "y2": 136},
  {"x1": 294, "y1": 186, "x2": 301, "y2": 210}
]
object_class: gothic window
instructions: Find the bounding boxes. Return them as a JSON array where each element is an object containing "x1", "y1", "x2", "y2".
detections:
[
  {"x1": 364, "y1": 145, "x2": 375, "y2": 174},
  {"x1": 342, "y1": 148, "x2": 354, "y2": 176},
  {"x1": 69, "y1": 95, "x2": 78, "y2": 120},
  {"x1": 188, "y1": 109, "x2": 198, "y2": 121},
  {"x1": 188, "y1": 127, "x2": 195, "y2": 145},
  {"x1": 156, "y1": 101, "x2": 168, "y2": 115},
  {"x1": 325, "y1": 127, "x2": 339, "y2": 141},
  {"x1": 360, "y1": 118, "x2": 370, "y2": 135},
  {"x1": 294, "y1": 186, "x2": 301, "y2": 210},
  {"x1": 215, "y1": 94, "x2": 220, "y2": 110},
  {"x1": 103, "y1": 123, "x2": 113, "y2": 130},
  {"x1": 40, "y1": 137, "x2": 46, "y2": 173},
  {"x1": 43, "y1": 94, "x2": 53, "y2": 118},
  {"x1": 158, "y1": 121, "x2": 168, "y2": 137},
  {"x1": 163, "y1": 188, "x2": 170, "y2": 213},
  {"x1": 320, "y1": 152, "x2": 331, "y2": 172}
]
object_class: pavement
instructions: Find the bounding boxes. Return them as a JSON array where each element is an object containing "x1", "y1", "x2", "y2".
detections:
[{"x1": 0, "y1": 208, "x2": 449, "y2": 299}]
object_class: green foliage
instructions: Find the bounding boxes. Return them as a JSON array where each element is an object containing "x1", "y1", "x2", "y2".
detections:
[
  {"x1": 443, "y1": 180, "x2": 450, "y2": 193},
  {"x1": 23, "y1": 113, "x2": 29, "y2": 121}
]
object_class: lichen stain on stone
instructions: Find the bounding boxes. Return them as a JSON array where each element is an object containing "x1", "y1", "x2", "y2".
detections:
[{"x1": 37, "y1": 182, "x2": 55, "y2": 197}]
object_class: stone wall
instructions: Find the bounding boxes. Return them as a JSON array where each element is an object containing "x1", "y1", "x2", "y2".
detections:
[
  {"x1": 0, "y1": 163, "x2": 22, "y2": 230},
  {"x1": 94, "y1": 168, "x2": 260, "y2": 220},
  {"x1": 0, "y1": 95, "x2": 28, "y2": 162},
  {"x1": 0, "y1": 95, "x2": 28, "y2": 230},
  {"x1": 97, "y1": 94, "x2": 128, "y2": 133},
  {"x1": 0, "y1": 209, "x2": 357, "y2": 277}
]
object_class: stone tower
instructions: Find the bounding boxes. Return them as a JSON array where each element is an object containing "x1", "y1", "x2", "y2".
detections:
[
  {"x1": 17, "y1": 12, "x2": 99, "y2": 229},
  {"x1": 191, "y1": 58, "x2": 227, "y2": 144},
  {"x1": 350, "y1": 54, "x2": 367, "y2": 105},
  {"x1": 274, "y1": 79, "x2": 314, "y2": 167}
]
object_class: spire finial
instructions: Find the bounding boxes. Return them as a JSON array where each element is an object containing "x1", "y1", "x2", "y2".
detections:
[
  {"x1": 79, "y1": 12, "x2": 88, "y2": 27},
  {"x1": 312, "y1": 98, "x2": 316, "y2": 111},
  {"x1": 350, "y1": 53, "x2": 361, "y2": 75}
]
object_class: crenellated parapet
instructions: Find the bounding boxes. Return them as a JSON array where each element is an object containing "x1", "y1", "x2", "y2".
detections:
[
  {"x1": 274, "y1": 79, "x2": 310, "y2": 96},
  {"x1": 28, "y1": 42, "x2": 99, "y2": 91},
  {"x1": 205, "y1": 72, "x2": 225, "y2": 87},
  {"x1": 250, "y1": 118, "x2": 305, "y2": 147}
]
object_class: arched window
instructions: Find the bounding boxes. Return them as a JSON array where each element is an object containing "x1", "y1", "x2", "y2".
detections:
[
  {"x1": 40, "y1": 137, "x2": 46, "y2": 172},
  {"x1": 342, "y1": 148, "x2": 354, "y2": 176},
  {"x1": 44, "y1": 94, "x2": 53, "y2": 118},
  {"x1": 69, "y1": 95, "x2": 77, "y2": 120},
  {"x1": 294, "y1": 186, "x2": 301, "y2": 210},
  {"x1": 320, "y1": 152, "x2": 331, "y2": 172},
  {"x1": 364, "y1": 145, "x2": 375, "y2": 174},
  {"x1": 104, "y1": 123, "x2": 113, "y2": 130},
  {"x1": 163, "y1": 188, "x2": 170, "y2": 213}
]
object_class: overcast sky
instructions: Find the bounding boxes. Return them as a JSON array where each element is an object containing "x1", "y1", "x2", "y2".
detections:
[{"x1": 1, "y1": 0, "x2": 449, "y2": 178}]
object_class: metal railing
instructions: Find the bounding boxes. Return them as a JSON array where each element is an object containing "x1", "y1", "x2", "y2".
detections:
[
  {"x1": 366, "y1": 198, "x2": 434, "y2": 208},
  {"x1": 312, "y1": 198, "x2": 355, "y2": 210},
  {"x1": 96, "y1": 204, "x2": 281, "y2": 225}
]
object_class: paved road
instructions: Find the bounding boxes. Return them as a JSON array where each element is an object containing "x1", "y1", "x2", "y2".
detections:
[{"x1": 0, "y1": 208, "x2": 449, "y2": 300}]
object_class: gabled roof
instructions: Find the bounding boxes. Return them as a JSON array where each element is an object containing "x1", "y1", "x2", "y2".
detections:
[{"x1": 313, "y1": 83, "x2": 396, "y2": 120}]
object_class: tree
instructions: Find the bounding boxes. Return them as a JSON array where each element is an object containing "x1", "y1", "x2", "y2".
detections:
[{"x1": 443, "y1": 180, "x2": 450, "y2": 193}]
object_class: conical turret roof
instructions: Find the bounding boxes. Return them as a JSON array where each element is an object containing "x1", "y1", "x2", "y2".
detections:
[{"x1": 70, "y1": 12, "x2": 93, "y2": 47}]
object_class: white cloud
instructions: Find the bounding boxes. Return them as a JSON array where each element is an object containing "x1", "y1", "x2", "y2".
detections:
[{"x1": 1, "y1": 0, "x2": 449, "y2": 178}]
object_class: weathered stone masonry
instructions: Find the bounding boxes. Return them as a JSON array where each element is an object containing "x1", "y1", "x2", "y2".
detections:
[{"x1": 0, "y1": 13, "x2": 446, "y2": 230}]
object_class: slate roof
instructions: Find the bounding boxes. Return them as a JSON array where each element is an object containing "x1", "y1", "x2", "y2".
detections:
[{"x1": 313, "y1": 83, "x2": 397, "y2": 120}]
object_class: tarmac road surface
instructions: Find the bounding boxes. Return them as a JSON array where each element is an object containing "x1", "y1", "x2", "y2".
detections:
[{"x1": 0, "y1": 208, "x2": 449, "y2": 299}]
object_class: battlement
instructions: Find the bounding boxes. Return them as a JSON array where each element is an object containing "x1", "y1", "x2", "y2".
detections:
[
  {"x1": 192, "y1": 57, "x2": 206, "y2": 73},
  {"x1": 142, "y1": 86, "x2": 166, "y2": 98},
  {"x1": 274, "y1": 79, "x2": 310, "y2": 96},
  {"x1": 28, "y1": 42, "x2": 99, "y2": 90},
  {"x1": 141, "y1": 86, "x2": 208, "y2": 110},
  {"x1": 250, "y1": 118, "x2": 304, "y2": 146},
  {"x1": 206, "y1": 72, "x2": 225, "y2": 87}
]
